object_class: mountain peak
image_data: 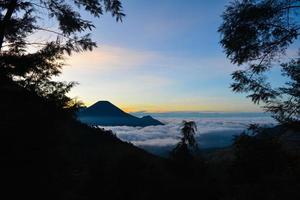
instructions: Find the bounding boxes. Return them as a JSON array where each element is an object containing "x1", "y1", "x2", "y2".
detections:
[
  {"x1": 95, "y1": 100, "x2": 112, "y2": 103},
  {"x1": 77, "y1": 101, "x2": 164, "y2": 127},
  {"x1": 141, "y1": 115, "x2": 154, "y2": 119},
  {"x1": 80, "y1": 100, "x2": 128, "y2": 117},
  {"x1": 93, "y1": 100, "x2": 114, "y2": 106}
]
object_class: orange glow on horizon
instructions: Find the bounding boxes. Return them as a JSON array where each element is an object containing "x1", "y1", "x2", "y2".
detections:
[{"x1": 82, "y1": 100, "x2": 261, "y2": 113}]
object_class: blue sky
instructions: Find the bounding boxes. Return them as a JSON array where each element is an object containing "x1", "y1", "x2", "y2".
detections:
[{"x1": 57, "y1": 0, "x2": 294, "y2": 112}]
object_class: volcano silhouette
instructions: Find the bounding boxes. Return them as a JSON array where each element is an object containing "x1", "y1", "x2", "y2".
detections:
[{"x1": 77, "y1": 101, "x2": 164, "y2": 127}]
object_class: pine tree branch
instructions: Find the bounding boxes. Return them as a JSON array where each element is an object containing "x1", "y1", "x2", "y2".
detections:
[{"x1": 0, "y1": 0, "x2": 18, "y2": 51}]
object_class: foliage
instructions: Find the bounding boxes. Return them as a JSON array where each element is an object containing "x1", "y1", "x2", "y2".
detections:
[
  {"x1": 171, "y1": 121, "x2": 198, "y2": 160},
  {"x1": 231, "y1": 125, "x2": 291, "y2": 183},
  {"x1": 2, "y1": 80, "x2": 300, "y2": 200},
  {"x1": 265, "y1": 58, "x2": 300, "y2": 123},
  {"x1": 0, "y1": 0, "x2": 124, "y2": 110},
  {"x1": 219, "y1": 0, "x2": 300, "y2": 123}
]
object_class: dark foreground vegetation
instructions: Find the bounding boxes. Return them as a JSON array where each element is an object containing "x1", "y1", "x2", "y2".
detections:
[
  {"x1": 2, "y1": 79, "x2": 300, "y2": 200},
  {"x1": 1, "y1": 0, "x2": 300, "y2": 199}
]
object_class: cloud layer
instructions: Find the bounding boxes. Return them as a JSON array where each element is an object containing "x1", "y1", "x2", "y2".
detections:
[{"x1": 99, "y1": 115, "x2": 276, "y2": 156}]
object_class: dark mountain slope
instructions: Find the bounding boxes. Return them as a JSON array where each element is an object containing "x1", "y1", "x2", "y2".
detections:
[
  {"x1": 0, "y1": 80, "x2": 217, "y2": 200},
  {"x1": 2, "y1": 79, "x2": 300, "y2": 200},
  {"x1": 0, "y1": 80, "x2": 166, "y2": 199},
  {"x1": 78, "y1": 101, "x2": 164, "y2": 127}
]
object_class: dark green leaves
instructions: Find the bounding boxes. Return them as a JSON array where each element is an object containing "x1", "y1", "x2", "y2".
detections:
[
  {"x1": 219, "y1": 0, "x2": 298, "y2": 65},
  {"x1": 48, "y1": 1, "x2": 95, "y2": 35},
  {"x1": 0, "y1": 0, "x2": 124, "y2": 111},
  {"x1": 171, "y1": 121, "x2": 199, "y2": 159},
  {"x1": 219, "y1": 0, "x2": 300, "y2": 123}
]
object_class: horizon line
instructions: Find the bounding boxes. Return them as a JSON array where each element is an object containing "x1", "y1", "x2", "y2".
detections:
[{"x1": 128, "y1": 110, "x2": 268, "y2": 114}]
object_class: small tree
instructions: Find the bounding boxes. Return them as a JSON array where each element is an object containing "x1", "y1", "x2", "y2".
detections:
[
  {"x1": 219, "y1": 0, "x2": 300, "y2": 124},
  {"x1": 171, "y1": 121, "x2": 198, "y2": 160}
]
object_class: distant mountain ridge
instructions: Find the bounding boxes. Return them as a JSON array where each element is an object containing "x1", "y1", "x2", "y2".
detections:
[
  {"x1": 79, "y1": 101, "x2": 130, "y2": 117},
  {"x1": 77, "y1": 101, "x2": 164, "y2": 127}
]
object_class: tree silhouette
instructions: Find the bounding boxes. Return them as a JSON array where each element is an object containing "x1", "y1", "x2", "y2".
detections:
[
  {"x1": 171, "y1": 120, "x2": 198, "y2": 160},
  {"x1": 232, "y1": 125, "x2": 290, "y2": 183},
  {"x1": 0, "y1": 0, "x2": 124, "y2": 110},
  {"x1": 219, "y1": 0, "x2": 300, "y2": 124}
]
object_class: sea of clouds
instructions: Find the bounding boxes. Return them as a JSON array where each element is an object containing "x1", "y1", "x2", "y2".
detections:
[{"x1": 99, "y1": 112, "x2": 277, "y2": 156}]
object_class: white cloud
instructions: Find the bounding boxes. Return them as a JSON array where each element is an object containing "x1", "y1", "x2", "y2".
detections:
[
  {"x1": 64, "y1": 44, "x2": 235, "y2": 76},
  {"x1": 99, "y1": 115, "x2": 276, "y2": 156},
  {"x1": 66, "y1": 45, "x2": 160, "y2": 71}
]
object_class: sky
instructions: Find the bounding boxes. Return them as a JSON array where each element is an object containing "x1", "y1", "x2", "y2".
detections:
[{"x1": 54, "y1": 0, "x2": 293, "y2": 112}]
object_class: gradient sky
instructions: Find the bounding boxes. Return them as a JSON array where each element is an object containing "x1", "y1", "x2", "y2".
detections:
[{"x1": 55, "y1": 0, "x2": 296, "y2": 112}]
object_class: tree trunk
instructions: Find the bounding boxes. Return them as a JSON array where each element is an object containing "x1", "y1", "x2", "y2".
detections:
[{"x1": 0, "y1": 0, "x2": 17, "y2": 51}]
